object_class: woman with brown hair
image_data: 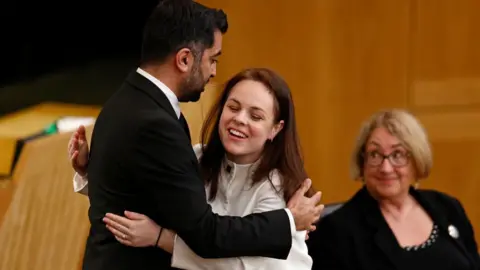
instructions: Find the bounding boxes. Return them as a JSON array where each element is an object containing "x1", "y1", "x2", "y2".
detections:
[{"x1": 69, "y1": 68, "x2": 317, "y2": 269}]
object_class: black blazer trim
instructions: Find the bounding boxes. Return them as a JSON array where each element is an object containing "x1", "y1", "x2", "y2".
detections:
[
  {"x1": 354, "y1": 186, "x2": 478, "y2": 269},
  {"x1": 125, "y1": 70, "x2": 178, "y2": 121}
]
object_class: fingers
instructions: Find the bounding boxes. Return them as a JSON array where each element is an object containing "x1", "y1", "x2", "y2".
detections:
[
  {"x1": 105, "y1": 213, "x2": 133, "y2": 227},
  {"x1": 289, "y1": 178, "x2": 312, "y2": 203},
  {"x1": 105, "y1": 224, "x2": 134, "y2": 246},
  {"x1": 315, "y1": 204, "x2": 325, "y2": 215},
  {"x1": 304, "y1": 224, "x2": 316, "y2": 240},
  {"x1": 303, "y1": 204, "x2": 324, "y2": 230},
  {"x1": 301, "y1": 178, "x2": 312, "y2": 195},
  {"x1": 68, "y1": 138, "x2": 77, "y2": 155},
  {"x1": 70, "y1": 151, "x2": 79, "y2": 164},
  {"x1": 104, "y1": 213, "x2": 132, "y2": 232},
  {"x1": 309, "y1": 191, "x2": 323, "y2": 205},
  {"x1": 69, "y1": 131, "x2": 79, "y2": 143},
  {"x1": 124, "y1": 211, "x2": 148, "y2": 220},
  {"x1": 68, "y1": 126, "x2": 84, "y2": 152},
  {"x1": 105, "y1": 224, "x2": 129, "y2": 239},
  {"x1": 78, "y1": 125, "x2": 87, "y2": 140},
  {"x1": 114, "y1": 235, "x2": 134, "y2": 246},
  {"x1": 103, "y1": 217, "x2": 130, "y2": 239},
  {"x1": 314, "y1": 204, "x2": 325, "y2": 221},
  {"x1": 69, "y1": 137, "x2": 80, "y2": 157}
]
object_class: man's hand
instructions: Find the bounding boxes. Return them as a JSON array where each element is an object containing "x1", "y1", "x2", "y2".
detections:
[
  {"x1": 287, "y1": 178, "x2": 324, "y2": 231},
  {"x1": 67, "y1": 125, "x2": 90, "y2": 176}
]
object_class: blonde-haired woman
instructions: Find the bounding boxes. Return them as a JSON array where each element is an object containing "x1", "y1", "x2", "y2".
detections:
[{"x1": 308, "y1": 109, "x2": 479, "y2": 270}]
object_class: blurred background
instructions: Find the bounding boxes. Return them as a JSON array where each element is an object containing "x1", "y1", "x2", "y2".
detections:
[{"x1": 0, "y1": 0, "x2": 479, "y2": 269}]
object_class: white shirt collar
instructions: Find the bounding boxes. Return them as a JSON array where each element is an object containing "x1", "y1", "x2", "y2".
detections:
[{"x1": 136, "y1": 67, "x2": 181, "y2": 119}]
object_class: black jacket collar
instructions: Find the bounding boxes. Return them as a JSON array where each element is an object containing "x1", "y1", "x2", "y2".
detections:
[
  {"x1": 352, "y1": 186, "x2": 477, "y2": 269},
  {"x1": 125, "y1": 70, "x2": 178, "y2": 121}
]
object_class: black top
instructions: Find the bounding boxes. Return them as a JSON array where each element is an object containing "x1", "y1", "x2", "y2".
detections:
[
  {"x1": 81, "y1": 71, "x2": 293, "y2": 270},
  {"x1": 307, "y1": 186, "x2": 480, "y2": 270},
  {"x1": 400, "y1": 224, "x2": 470, "y2": 270}
]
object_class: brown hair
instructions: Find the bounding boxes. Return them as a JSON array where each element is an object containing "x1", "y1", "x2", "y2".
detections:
[{"x1": 199, "y1": 68, "x2": 315, "y2": 202}]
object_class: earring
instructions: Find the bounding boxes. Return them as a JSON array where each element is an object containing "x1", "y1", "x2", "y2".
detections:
[{"x1": 414, "y1": 180, "x2": 420, "y2": 189}]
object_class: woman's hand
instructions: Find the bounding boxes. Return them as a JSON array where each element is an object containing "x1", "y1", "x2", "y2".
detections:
[
  {"x1": 67, "y1": 125, "x2": 89, "y2": 176},
  {"x1": 103, "y1": 211, "x2": 176, "y2": 253},
  {"x1": 157, "y1": 227, "x2": 176, "y2": 254},
  {"x1": 103, "y1": 211, "x2": 164, "y2": 248}
]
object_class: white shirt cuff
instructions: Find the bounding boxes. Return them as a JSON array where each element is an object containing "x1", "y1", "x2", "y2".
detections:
[
  {"x1": 73, "y1": 172, "x2": 89, "y2": 194},
  {"x1": 284, "y1": 208, "x2": 296, "y2": 236},
  {"x1": 171, "y1": 234, "x2": 199, "y2": 269}
]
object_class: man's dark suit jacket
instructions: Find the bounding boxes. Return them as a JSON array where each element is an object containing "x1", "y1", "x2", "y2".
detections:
[
  {"x1": 307, "y1": 186, "x2": 480, "y2": 270},
  {"x1": 82, "y1": 71, "x2": 292, "y2": 270}
]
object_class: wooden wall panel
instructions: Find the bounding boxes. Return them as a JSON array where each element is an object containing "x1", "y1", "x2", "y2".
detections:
[
  {"x1": 410, "y1": 0, "x2": 480, "y2": 245},
  {"x1": 417, "y1": 111, "x2": 480, "y2": 141},
  {"x1": 413, "y1": 78, "x2": 480, "y2": 108},
  {"x1": 199, "y1": 0, "x2": 411, "y2": 202}
]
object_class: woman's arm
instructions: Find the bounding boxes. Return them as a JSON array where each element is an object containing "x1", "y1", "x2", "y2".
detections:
[
  {"x1": 170, "y1": 171, "x2": 312, "y2": 270},
  {"x1": 68, "y1": 125, "x2": 90, "y2": 195},
  {"x1": 68, "y1": 125, "x2": 89, "y2": 175}
]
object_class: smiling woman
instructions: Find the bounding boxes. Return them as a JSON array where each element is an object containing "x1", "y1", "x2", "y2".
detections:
[
  {"x1": 219, "y1": 79, "x2": 284, "y2": 164},
  {"x1": 200, "y1": 67, "x2": 315, "y2": 203}
]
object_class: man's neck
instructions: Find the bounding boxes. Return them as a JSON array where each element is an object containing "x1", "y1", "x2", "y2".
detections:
[{"x1": 139, "y1": 64, "x2": 180, "y2": 97}]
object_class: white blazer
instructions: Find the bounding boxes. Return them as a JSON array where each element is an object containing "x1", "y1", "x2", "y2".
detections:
[{"x1": 73, "y1": 143, "x2": 312, "y2": 270}]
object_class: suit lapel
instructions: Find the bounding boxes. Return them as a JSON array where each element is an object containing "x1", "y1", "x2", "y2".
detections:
[
  {"x1": 360, "y1": 186, "x2": 477, "y2": 270},
  {"x1": 125, "y1": 71, "x2": 178, "y2": 120},
  {"x1": 179, "y1": 113, "x2": 191, "y2": 142},
  {"x1": 125, "y1": 71, "x2": 193, "y2": 142},
  {"x1": 372, "y1": 226, "x2": 406, "y2": 270},
  {"x1": 357, "y1": 187, "x2": 407, "y2": 270},
  {"x1": 411, "y1": 189, "x2": 477, "y2": 269}
]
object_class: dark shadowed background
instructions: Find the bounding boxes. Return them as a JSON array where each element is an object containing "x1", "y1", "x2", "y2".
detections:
[{"x1": 0, "y1": 1, "x2": 160, "y2": 115}]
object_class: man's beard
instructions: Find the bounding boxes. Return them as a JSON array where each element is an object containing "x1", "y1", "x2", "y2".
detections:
[{"x1": 178, "y1": 65, "x2": 208, "y2": 102}]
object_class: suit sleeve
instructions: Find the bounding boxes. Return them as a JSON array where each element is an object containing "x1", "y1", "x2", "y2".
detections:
[
  {"x1": 130, "y1": 117, "x2": 292, "y2": 259},
  {"x1": 308, "y1": 216, "x2": 355, "y2": 270},
  {"x1": 71, "y1": 144, "x2": 204, "y2": 197}
]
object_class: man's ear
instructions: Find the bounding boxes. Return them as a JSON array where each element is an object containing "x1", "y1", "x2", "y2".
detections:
[
  {"x1": 175, "y1": 48, "x2": 193, "y2": 73},
  {"x1": 269, "y1": 120, "x2": 284, "y2": 141}
]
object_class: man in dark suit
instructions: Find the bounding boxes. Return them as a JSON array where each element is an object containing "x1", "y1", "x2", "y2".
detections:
[{"x1": 82, "y1": 1, "x2": 323, "y2": 269}]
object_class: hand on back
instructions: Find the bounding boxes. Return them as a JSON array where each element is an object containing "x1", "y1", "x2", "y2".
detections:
[
  {"x1": 287, "y1": 178, "x2": 324, "y2": 232},
  {"x1": 67, "y1": 125, "x2": 90, "y2": 176}
]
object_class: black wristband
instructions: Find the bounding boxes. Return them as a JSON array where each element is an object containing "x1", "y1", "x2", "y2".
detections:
[{"x1": 155, "y1": 227, "x2": 163, "y2": 247}]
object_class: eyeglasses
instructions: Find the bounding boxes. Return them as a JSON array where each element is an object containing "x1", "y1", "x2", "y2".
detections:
[{"x1": 363, "y1": 150, "x2": 410, "y2": 167}]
